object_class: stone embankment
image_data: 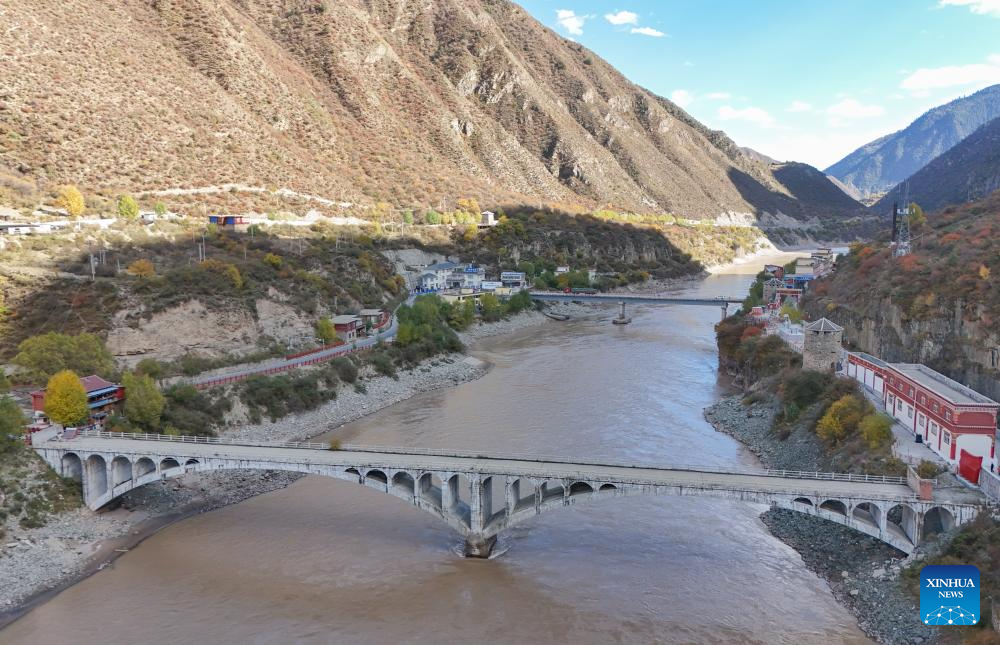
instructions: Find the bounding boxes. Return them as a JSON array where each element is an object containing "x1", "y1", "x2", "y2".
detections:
[{"x1": 705, "y1": 394, "x2": 941, "y2": 645}]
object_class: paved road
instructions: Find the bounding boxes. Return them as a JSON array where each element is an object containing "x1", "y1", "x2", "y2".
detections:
[
  {"x1": 529, "y1": 292, "x2": 743, "y2": 306},
  {"x1": 48, "y1": 434, "x2": 947, "y2": 504}
]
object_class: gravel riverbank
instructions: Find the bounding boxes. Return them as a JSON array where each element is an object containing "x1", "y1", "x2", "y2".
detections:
[{"x1": 705, "y1": 394, "x2": 942, "y2": 645}]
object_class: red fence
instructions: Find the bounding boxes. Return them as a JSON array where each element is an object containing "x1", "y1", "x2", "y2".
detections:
[{"x1": 193, "y1": 343, "x2": 382, "y2": 390}]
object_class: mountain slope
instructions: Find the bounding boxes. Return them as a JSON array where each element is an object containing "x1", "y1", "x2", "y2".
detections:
[
  {"x1": 0, "y1": 0, "x2": 861, "y2": 225},
  {"x1": 874, "y1": 116, "x2": 1000, "y2": 212},
  {"x1": 825, "y1": 85, "x2": 1000, "y2": 199}
]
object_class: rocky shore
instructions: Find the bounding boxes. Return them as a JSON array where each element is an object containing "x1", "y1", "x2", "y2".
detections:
[{"x1": 705, "y1": 394, "x2": 941, "y2": 645}]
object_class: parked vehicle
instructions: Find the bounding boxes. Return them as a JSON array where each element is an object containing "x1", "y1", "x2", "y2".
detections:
[{"x1": 563, "y1": 287, "x2": 597, "y2": 295}]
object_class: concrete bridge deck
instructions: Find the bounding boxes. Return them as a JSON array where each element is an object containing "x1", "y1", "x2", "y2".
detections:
[
  {"x1": 34, "y1": 432, "x2": 983, "y2": 557},
  {"x1": 528, "y1": 292, "x2": 744, "y2": 306}
]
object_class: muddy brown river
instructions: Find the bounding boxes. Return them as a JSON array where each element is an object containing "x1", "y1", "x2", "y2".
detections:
[{"x1": 2, "y1": 259, "x2": 870, "y2": 644}]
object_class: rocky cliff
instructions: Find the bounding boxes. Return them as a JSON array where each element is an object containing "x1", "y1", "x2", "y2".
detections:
[{"x1": 803, "y1": 192, "x2": 1000, "y2": 400}]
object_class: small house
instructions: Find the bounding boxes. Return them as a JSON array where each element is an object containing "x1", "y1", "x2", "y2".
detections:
[
  {"x1": 332, "y1": 315, "x2": 362, "y2": 341},
  {"x1": 30, "y1": 374, "x2": 125, "y2": 426},
  {"x1": 358, "y1": 309, "x2": 388, "y2": 332}
]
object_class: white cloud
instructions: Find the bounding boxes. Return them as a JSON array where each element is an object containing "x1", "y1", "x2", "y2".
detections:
[
  {"x1": 705, "y1": 92, "x2": 732, "y2": 100},
  {"x1": 604, "y1": 10, "x2": 639, "y2": 25},
  {"x1": 716, "y1": 105, "x2": 776, "y2": 128},
  {"x1": 671, "y1": 89, "x2": 694, "y2": 108},
  {"x1": 630, "y1": 26, "x2": 665, "y2": 37},
  {"x1": 556, "y1": 9, "x2": 590, "y2": 36},
  {"x1": 900, "y1": 53, "x2": 1000, "y2": 91},
  {"x1": 787, "y1": 100, "x2": 812, "y2": 112},
  {"x1": 826, "y1": 98, "x2": 885, "y2": 119},
  {"x1": 939, "y1": 0, "x2": 1000, "y2": 17},
  {"x1": 682, "y1": 61, "x2": 695, "y2": 67}
]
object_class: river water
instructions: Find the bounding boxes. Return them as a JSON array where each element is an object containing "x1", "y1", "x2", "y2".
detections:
[{"x1": 2, "y1": 258, "x2": 870, "y2": 644}]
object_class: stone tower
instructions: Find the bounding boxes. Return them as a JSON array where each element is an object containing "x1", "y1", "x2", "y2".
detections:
[{"x1": 802, "y1": 318, "x2": 844, "y2": 373}]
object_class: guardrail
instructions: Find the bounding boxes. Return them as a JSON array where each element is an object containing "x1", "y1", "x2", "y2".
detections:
[{"x1": 67, "y1": 430, "x2": 907, "y2": 485}]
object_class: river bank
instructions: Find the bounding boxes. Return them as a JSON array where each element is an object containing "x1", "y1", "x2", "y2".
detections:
[
  {"x1": 0, "y1": 310, "x2": 559, "y2": 623},
  {"x1": 704, "y1": 395, "x2": 941, "y2": 645}
]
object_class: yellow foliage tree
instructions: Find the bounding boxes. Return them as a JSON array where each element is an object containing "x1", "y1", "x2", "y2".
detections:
[
  {"x1": 456, "y1": 197, "x2": 480, "y2": 215},
  {"x1": 127, "y1": 259, "x2": 155, "y2": 279},
  {"x1": 56, "y1": 185, "x2": 85, "y2": 218},
  {"x1": 43, "y1": 370, "x2": 89, "y2": 426},
  {"x1": 979, "y1": 264, "x2": 991, "y2": 281},
  {"x1": 816, "y1": 394, "x2": 869, "y2": 446}
]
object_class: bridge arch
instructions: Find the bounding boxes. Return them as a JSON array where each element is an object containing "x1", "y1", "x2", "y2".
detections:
[
  {"x1": 819, "y1": 499, "x2": 848, "y2": 516},
  {"x1": 852, "y1": 502, "x2": 882, "y2": 530},
  {"x1": 85, "y1": 454, "x2": 108, "y2": 500},
  {"x1": 160, "y1": 458, "x2": 180, "y2": 471},
  {"x1": 922, "y1": 506, "x2": 956, "y2": 540},
  {"x1": 111, "y1": 456, "x2": 133, "y2": 487},
  {"x1": 569, "y1": 482, "x2": 594, "y2": 496},
  {"x1": 61, "y1": 452, "x2": 83, "y2": 481},
  {"x1": 135, "y1": 457, "x2": 156, "y2": 479}
]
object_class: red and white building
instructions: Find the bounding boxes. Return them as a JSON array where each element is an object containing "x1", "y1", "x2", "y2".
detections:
[{"x1": 846, "y1": 352, "x2": 999, "y2": 472}]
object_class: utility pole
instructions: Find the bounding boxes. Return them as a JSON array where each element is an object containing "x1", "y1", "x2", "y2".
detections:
[{"x1": 89, "y1": 253, "x2": 96, "y2": 281}]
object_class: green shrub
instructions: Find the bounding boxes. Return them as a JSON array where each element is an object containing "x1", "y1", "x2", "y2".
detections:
[
  {"x1": 916, "y1": 459, "x2": 944, "y2": 479},
  {"x1": 859, "y1": 414, "x2": 893, "y2": 450}
]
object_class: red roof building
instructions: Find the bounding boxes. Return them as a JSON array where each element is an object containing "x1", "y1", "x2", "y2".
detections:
[
  {"x1": 846, "y1": 352, "x2": 999, "y2": 473},
  {"x1": 31, "y1": 374, "x2": 125, "y2": 426}
]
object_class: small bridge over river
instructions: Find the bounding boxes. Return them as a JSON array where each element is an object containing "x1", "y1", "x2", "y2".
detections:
[
  {"x1": 34, "y1": 431, "x2": 981, "y2": 557},
  {"x1": 528, "y1": 292, "x2": 743, "y2": 319}
]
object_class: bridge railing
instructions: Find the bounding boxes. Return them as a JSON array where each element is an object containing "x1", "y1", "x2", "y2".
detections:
[
  {"x1": 66, "y1": 430, "x2": 907, "y2": 485},
  {"x1": 529, "y1": 291, "x2": 743, "y2": 304}
]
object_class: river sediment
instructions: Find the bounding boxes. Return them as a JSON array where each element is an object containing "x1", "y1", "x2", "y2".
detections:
[{"x1": 705, "y1": 394, "x2": 941, "y2": 645}]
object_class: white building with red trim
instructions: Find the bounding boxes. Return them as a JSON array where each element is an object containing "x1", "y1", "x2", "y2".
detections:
[{"x1": 846, "y1": 352, "x2": 999, "y2": 472}]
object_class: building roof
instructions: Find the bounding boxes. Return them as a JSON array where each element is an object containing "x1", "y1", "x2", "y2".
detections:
[
  {"x1": 32, "y1": 374, "x2": 119, "y2": 399},
  {"x1": 890, "y1": 363, "x2": 999, "y2": 407},
  {"x1": 79, "y1": 375, "x2": 117, "y2": 393},
  {"x1": 804, "y1": 318, "x2": 843, "y2": 332},
  {"x1": 332, "y1": 315, "x2": 361, "y2": 325},
  {"x1": 426, "y1": 261, "x2": 459, "y2": 271},
  {"x1": 359, "y1": 309, "x2": 383, "y2": 316},
  {"x1": 849, "y1": 351, "x2": 889, "y2": 369}
]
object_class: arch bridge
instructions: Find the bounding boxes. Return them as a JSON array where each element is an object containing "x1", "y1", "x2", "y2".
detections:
[{"x1": 35, "y1": 431, "x2": 981, "y2": 558}]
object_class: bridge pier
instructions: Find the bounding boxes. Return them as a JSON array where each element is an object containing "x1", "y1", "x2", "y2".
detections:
[
  {"x1": 463, "y1": 534, "x2": 497, "y2": 558},
  {"x1": 721, "y1": 304, "x2": 729, "y2": 321}
]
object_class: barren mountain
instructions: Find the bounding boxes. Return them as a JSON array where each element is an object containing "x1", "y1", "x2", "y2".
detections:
[
  {"x1": 1, "y1": 0, "x2": 859, "y2": 223},
  {"x1": 874, "y1": 116, "x2": 1000, "y2": 213},
  {"x1": 826, "y1": 84, "x2": 1000, "y2": 200}
]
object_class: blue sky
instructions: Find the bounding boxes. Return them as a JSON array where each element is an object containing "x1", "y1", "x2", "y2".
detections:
[{"x1": 517, "y1": 0, "x2": 1000, "y2": 168}]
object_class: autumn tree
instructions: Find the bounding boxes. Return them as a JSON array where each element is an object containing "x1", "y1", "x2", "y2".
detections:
[
  {"x1": 480, "y1": 293, "x2": 502, "y2": 322},
  {"x1": 13, "y1": 332, "x2": 114, "y2": 383},
  {"x1": 135, "y1": 358, "x2": 165, "y2": 382},
  {"x1": 263, "y1": 253, "x2": 283, "y2": 269},
  {"x1": 43, "y1": 370, "x2": 89, "y2": 426},
  {"x1": 56, "y1": 185, "x2": 85, "y2": 217},
  {"x1": 117, "y1": 194, "x2": 140, "y2": 220},
  {"x1": 315, "y1": 317, "x2": 338, "y2": 344},
  {"x1": 907, "y1": 202, "x2": 926, "y2": 230},
  {"x1": 127, "y1": 259, "x2": 155, "y2": 279},
  {"x1": 859, "y1": 414, "x2": 893, "y2": 450},
  {"x1": 816, "y1": 394, "x2": 870, "y2": 446},
  {"x1": 123, "y1": 372, "x2": 165, "y2": 430},
  {"x1": 153, "y1": 201, "x2": 167, "y2": 217}
]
